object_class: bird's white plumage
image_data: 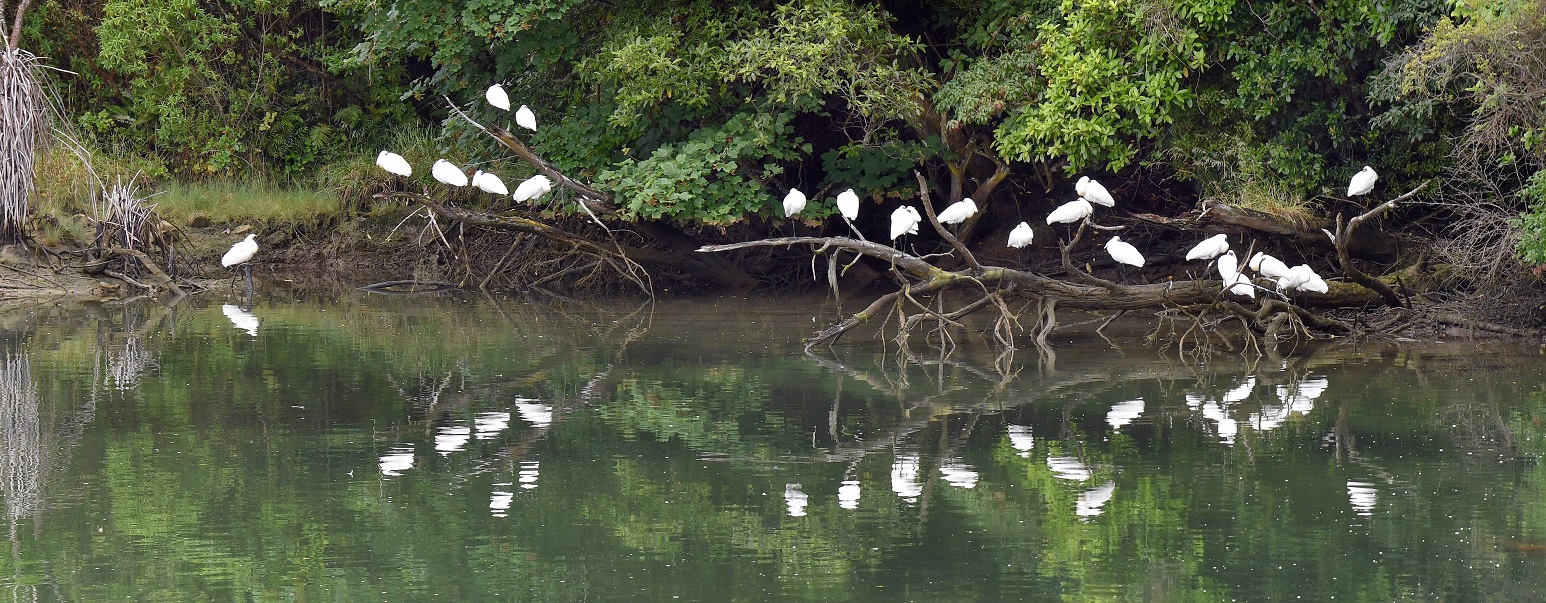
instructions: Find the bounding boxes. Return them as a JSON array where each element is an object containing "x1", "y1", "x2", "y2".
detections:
[
  {"x1": 1216, "y1": 250, "x2": 1239, "y2": 281},
  {"x1": 936, "y1": 198, "x2": 977, "y2": 225},
  {"x1": 222, "y1": 234, "x2": 258, "y2": 267},
  {"x1": 511, "y1": 174, "x2": 554, "y2": 202},
  {"x1": 1007, "y1": 222, "x2": 1034, "y2": 248},
  {"x1": 1224, "y1": 272, "x2": 1256, "y2": 298},
  {"x1": 472, "y1": 170, "x2": 509, "y2": 195},
  {"x1": 1046, "y1": 197, "x2": 1094, "y2": 224},
  {"x1": 890, "y1": 206, "x2": 921, "y2": 240},
  {"x1": 1347, "y1": 165, "x2": 1378, "y2": 197},
  {"x1": 1105, "y1": 236, "x2": 1145, "y2": 267},
  {"x1": 783, "y1": 188, "x2": 807, "y2": 217},
  {"x1": 375, "y1": 151, "x2": 412, "y2": 177},
  {"x1": 432, "y1": 159, "x2": 469, "y2": 187},
  {"x1": 1076, "y1": 176, "x2": 1116, "y2": 207},
  {"x1": 1185, "y1": 233, "x2": 1229, "y2": 261},
  {"x1": 836, "y1": 189, "x2": 860, "y2": 220},
  {"x1": 486, "y1": 84, "x2": 510, "y2": 111},
  {"x1": 1248, "y1": 252, "x2": 1290, "y2": 279},
  {"x1": 1277, "y1": 264, "x2": 1326, "y2": 293},
  {"x1": 515, "y1": 105, "x2": 537, "y2": 132}
]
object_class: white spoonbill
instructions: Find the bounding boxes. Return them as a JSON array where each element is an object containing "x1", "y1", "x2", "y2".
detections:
[
  {"x1": 515, "y1": 105, "x2": 537, "y2": 132},
  {"x1": 783, "y1": 188, "x2": 807, "y2": 217},
  {"x1": 1347, "y1": 165, "x2": 1378, "y2": 197},
  {"x1": 835, "y1": 189, "x2": 860, "y2": 220},
  {"x1": 375, "y1": 151, "x2": 412, "y2": 177},
  {"x1": 1247, "y1": 252, "x2": 1290, "y2": 279},
  {"x1": 936, "y1": 197, "x2": 977, "y2": 225},
  {"x1": 1106, "y1": 236, "x2": 1145, "y2": 267},
  {"x1": 1185, "y1": 233, "x2": 1229, "y2": 261},
  {"x1": 1046, "y1": 197, "x2": 1093, "y2": 224},
  {"x1": 486, "y1": 84, "x2": 510, "y2": 111},
  {"x1": 890, "y1": 205, "x2": 921, "y2": 240},
  {"x1": 431, "y1": 159, "x2": 469, "y2": 187},
  {"x1": 1216, "y1": 250, "x2": 1240, "y2": 280},
  {"x1": 471, "y1": 170, "x2": 509, "y2": 196},
  {"x1": 222, "y1": 233, "x2": 258, "y2": 291},
  {"x1": 511, "y1": 174, "x2": 554, "y2": 203},
  {"x1": 1076, "y1": 176, "x2": 1116, "y2": 207},
  {"x1": 1007, "y1": 222, "x2": 1034, "y2": 248}
]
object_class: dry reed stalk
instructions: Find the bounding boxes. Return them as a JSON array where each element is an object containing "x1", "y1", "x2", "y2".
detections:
[{"x1": 0, "y1": 47, "x2": 48, "y2": 243}]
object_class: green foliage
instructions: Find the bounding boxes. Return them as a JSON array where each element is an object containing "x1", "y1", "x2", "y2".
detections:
[
  {"x1": 1512, "y1": 170, "x2": 1546, "y2": 265},
  {"x1": 989, "y1": 0, "x2": 1205, "y2": 171},
  {"x1": 597, "y1": 110, "x2": 808, "y2": 223}
]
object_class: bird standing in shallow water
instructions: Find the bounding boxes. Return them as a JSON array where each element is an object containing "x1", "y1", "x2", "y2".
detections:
[{"x1": 222, "y1": 233, "x2": 258, "y2": 298}]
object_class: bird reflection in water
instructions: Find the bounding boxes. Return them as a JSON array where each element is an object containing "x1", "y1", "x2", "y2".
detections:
[
  {"x1": 221, "y1": 304, "x2": 260, "y2": 336},
  {"x1": 784, "y1": 483, "x2": 808, "y2": 517},
  {"x1": 838, "y1": 480, "x2": 861, "y2": 510},
  {"x1": 489, "y1": 486, "x2": 514, "y2": 517},
  {"x1": 518, "y1": 460, "x2": 539, "y2": 490},
  {"x1": 890, "y1": 454, "x2": 923, "y2": 502},
  {"x1": 1007, "y1": 425, "x2": 1035, "y2": 458},
  {"x1": 378, "y1": 446, "x2": 415, "y2": 476},
  {"x1": 1077, "y1": 481, "x2": 1117, "y2": 520}
]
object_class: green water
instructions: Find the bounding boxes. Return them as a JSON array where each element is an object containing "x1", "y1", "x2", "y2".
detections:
[{"x1": 0, "y1": 293, "x2": 1544, "y2": 601}]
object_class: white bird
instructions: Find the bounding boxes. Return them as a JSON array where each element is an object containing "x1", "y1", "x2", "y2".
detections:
[
  {"x1": 1046, "y1": 197, "x2": 1094, "y2": 224},
  {"x1": 1216, "y1": 250, "x2": 1239, "y2": 280},
  {"x1": 1248, "y1": 252, "x2": 1291, "y2": 279},
  {"x1": 936, "y1": 197, "x2": 978, "y2": 225},
  {"x1": 515, "y1": 105, "x2": 537, "y2": 132},
  {"x1": 835, "y1": 188, "x2": 860, "y2": 220},
  {"x1": 783, "y1": 188, "x2": 807, "y2": 217},
  {"x1": 1185, "y1": 233, "x2": 1230, "y2": 261},
  {"x1": 511, "y1": 174, "x2": 554, "y2": 202},
  {"x1": 375, "y1": 151, "x2": 412, "y2": 177},
  {"x1": 1007, "y1": 222, "x2": 1034, "y2": 248},
  {"x1": 222, "y1": 233, "x2": 258, "y2": 268},
  {"x1": 431, "y1": 159, "x2": 469, "y2": 187},
  {"x1": 1277, "y1": 264, "x2": 1324, "y2": 292},
  {"x1": 471, "y1": 170, "x2": 509, "y2": 196},
  {"x1": 890, "y1": 205, "x2": 921, "y2": 240},
  {"x1": 1105, "y1": 236, "x2": 1145, "y2": 267},
  {"x1": 1224, "y1": 272, "x2": 1256, "y2": 298},
  {"x1": 1076, "y1": 176, "x2": 1116, "y2": 207},
  {"x1": 222, "y1": 304, "x2": 260, "y2": 336},
  {"x1": 1347, "y1": 165, "x2": 1378, "y2": 197},
  {"x1": 486, "y1": 84, "x2": 510, "y2": 111}
]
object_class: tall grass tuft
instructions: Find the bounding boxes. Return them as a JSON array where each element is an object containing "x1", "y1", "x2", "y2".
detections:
[
  {"x1": 153, "y1": 179, "x2": 342, "y2": 225},
  {"x1": 0, "y1": 47, "x2": 50, "y2": 243}
]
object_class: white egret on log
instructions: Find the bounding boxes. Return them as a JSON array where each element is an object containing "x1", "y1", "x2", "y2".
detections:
[
  {"x1": 835, "y1": 189, "x2": 860, "y2": 220},
  {"x1": 432, "y1": 159, "x2": 469, "y2": 187},
  {"x1": 936, "y1": 197, "x2": 977, "y2": 225},
  {"x1": 471, "y1": 170, "x2": 509, "y2": 196},
  {"x1": 1248, "y1": 252, "x2": 1291, "y2": 279},
  {"x1": 1216, "y1": 250, "x2": 1240, "y2": 280},
  {"x1": 515, "y1": 105, "x2": 537, "y2": 132},
  {"x1": 511, "y1": 174, "x2": 554, "y2": 202},
  {"x1": 1046, "y1": 197, "x2": 1093, "y2": 224},
  {"x1": 1185, "y1": 233, "x2": 1229, "y2": 261},
  {"x1": 890, "y1": 205, "x2": 921, "y2": 240},
  {"x1": 1076, "y1": 176, "x2": 1115, "y2": 207},
  {"x1": 1007, "y1": 222, "x2": 1034, "y2": 248},
  {"x1": 1105, "y1": 236, "x2": 1144, "y2": 267},
  {"x1": 486, "y1": 84, "x2": 510, "y2": 111},
  {"x1": 783, "y1": 188, "x2": 807, "y2": 217},
  {"x1": 1347, "y1": 166, "x2": 1378, "y2": 197},
  {"x1": 375, "y1": 151, "x2": 412, "y2": 177}
]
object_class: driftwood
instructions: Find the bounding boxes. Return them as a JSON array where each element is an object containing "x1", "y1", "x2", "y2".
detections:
[{"x1": 699, "y1": 177, "x2": 1442, "y2": 353}]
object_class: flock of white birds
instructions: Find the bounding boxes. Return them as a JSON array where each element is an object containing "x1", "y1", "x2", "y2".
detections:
[
  {"x1": 357, "y1": 83, "x2": 1385, "y2": 299},
  {"x1": 373, "y1": 84, "x2": 554, "y2": 206}
]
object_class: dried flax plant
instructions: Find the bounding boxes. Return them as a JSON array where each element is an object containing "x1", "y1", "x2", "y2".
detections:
[
  {"x1": 93, "y1": 174, "x2": 157, "y2": 252},
  {"x1": 0, "y1": 45, "x2": 48, "y2": 243}
]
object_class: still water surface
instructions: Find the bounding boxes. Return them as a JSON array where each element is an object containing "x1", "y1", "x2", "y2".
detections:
[{"x1": 1, "y1": 293, "x2": 1545, "y2": 600}]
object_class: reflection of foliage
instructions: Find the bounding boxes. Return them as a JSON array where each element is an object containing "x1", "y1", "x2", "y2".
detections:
[{"x1": 600, "y1": 369, "x2": 785, "y2": 456}]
